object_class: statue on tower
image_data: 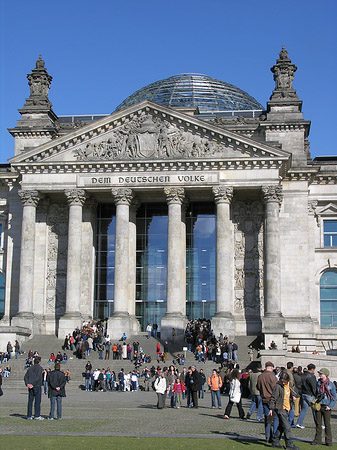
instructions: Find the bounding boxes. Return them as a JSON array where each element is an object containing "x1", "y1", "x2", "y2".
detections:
[
  {"x1": 22, "y1": 55, "x2": 53, "y2": 110},
  {"x1": 269, "y1": 46, "x2": 299, "y2": 101}
]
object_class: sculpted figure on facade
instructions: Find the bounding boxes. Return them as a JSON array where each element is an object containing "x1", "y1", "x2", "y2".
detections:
[
  {"x1": 270, "y1": 46, "x2": 299, "y2": 100},
  {"x1": 71, "y1": 112, "x2": 243, "y2": 162},
  {"x1": 46, "y1": 204, "x2": 68, "y2": 317},
  {"x1": 233, "y1": 200, "x2": 264, "y2": 315}
]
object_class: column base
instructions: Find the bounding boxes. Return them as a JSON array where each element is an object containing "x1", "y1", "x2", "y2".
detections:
[
  {"x1": 58, "y1": 313, "x2": 82, "y2": 339},
  {"x1": 11, "y1": 312, "x2": 35, "y2": 332},
  {"x1": 212, "y1": 313, "x2": 235, "y2": 341},
  {"x1": 262, "y1": 314, "x2": 285, "y2": 351},
  {"x1": 107, "y1": 313, "x2": 132, "y2": 340},
  {"x1": 160, "y1": 313, "x2": 187, "y2": 341},
  {"x1": 129, "y1": 315, "x2": 141, "y2": 334}
]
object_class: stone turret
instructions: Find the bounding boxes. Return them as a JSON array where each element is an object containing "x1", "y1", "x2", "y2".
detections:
[
  {"x1": 259, "y1": 47, "x2": 311, "y2": 166},
  {"x1": 8, "y1": 56, "x2": 58, "y2": 156}
]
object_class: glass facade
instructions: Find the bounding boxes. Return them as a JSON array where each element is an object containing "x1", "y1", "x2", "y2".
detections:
[
  {"x1": 186, "y1": 202, "x2": 216, "y2": 319},
  {"x1": 136, "y1": 203, "x2": 168, "y2": 330},
  {"x1": 94, "y1": 202, "x2": 216, "y2": 329},
  {"x1": 320, "y1": 270, "x2": 337, "y2": 327},
  {"x1": 0, "y1": 272, "x2": 4, "y2": 319},
  {"x1": 94, "y1": 204, "x2": 116, "y2": 319}
]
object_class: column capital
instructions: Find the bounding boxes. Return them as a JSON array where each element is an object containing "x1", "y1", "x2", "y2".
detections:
[
  {"x1": 111, "y1": 188, "x2": 134, "y2": 206},
  {"x1": 212, "y1": 186, "x2": 233, "y2": 204},
  {"x1": 18, "y1": 189, "x2": 41, "y2": 207},
  {"x1": 164, "y1": 187, "x2": 185, "y2": 205},
  {"x1": 261, "y1": 185, "x2": 283, "y2": 205},
  {"x1": 65, "y1": 189, "x2": 87, "y2": 206}
]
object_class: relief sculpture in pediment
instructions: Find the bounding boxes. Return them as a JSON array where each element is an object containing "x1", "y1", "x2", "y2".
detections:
[{"x1": 73, "y1": 114, "x2": 231, "y2": 161}]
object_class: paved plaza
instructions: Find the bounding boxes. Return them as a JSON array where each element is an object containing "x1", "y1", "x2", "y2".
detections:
[{"x1": 0, "y1": 388, "x2": 336, "y2": 445}]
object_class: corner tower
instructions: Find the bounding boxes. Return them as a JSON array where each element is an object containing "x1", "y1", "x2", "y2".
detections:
[{"x1": 9, "y1": 56, "x2": 58, "y2": 156}]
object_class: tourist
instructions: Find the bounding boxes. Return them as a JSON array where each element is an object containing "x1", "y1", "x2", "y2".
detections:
[
  {"x1": 224, "y1": 369, "x2": 245, "y2": 419},
  {"x1": 256, "y1": 361, "x2": 279, "y2": 442},
  {"x1": 84, "y1": 369, "x2": 91, "y2": 391},
  {"x1": 296, "y1": 363, "x2": 317, "y2": 429},
  {"x1": 172, "y1": 376, "x2": 185, "y2": 408},
  {"x1": 208, "y1": 368, "x2": 222, "y2": 409},
  {"x1": 246, "y1": 363, "x2": 263, "y2": 421},
  {"x1": 47, "y1": 363, "x2": 66, "y2": 420},
  {"x1": 146, "y1": 323, "x2": 152, "y2": 339},
  {"x1": 154, "y1": 372, "x2": 167, "y2": 409},
  {"x1": 24, "y1": 356, "x2": 44, "y2": 420},
  {"x1": 268, "y1": 371, "x2": 299, "y2": 450},
  {"x1": 199, "y1": 368, "x2": 206, "y2": 399},
  {"x1": 311, "y1": 368, "x2": 336, "y2": 447},
  {"x1": 190, "y1": 366, "x2": 202, "y2": 409}
]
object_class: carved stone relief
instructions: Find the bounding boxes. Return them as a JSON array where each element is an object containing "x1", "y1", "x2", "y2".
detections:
[
  {"x1": 73, "y1": 112, "x2": 252, "y2": 161},
  {"x1": 232, "y1": 200, "x2": 264, "y2": 316},
  {"x1": 46, "y1": 203, "x2": 68, "y2": 317}
]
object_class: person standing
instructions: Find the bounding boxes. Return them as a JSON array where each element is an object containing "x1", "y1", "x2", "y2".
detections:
[
  {"x1": 312, "y1": 368, "x2": 336, "y2": 447},
  {"x1": 14, "y1": 340, "x2": 21, "y2": 359},
  {"x1": 153, "y1": 322, "x2": 158, "y2": 338},
  {"x1": 296, "y1": 363, "x2": 317, "y2": 429},
  {"x1": 190, "y1": 366, "x2": 202, "y2": 408},
  {"x1": 7, "y1": 341, "x2": 13, "y2": 360},
  {"x1": 24, "y1": 356, "x2": 44, "y2": 420},
  {"x1": 146, "y1": 323, "x2": 152, "y2": 339},
  {"x1": 154, "y1": 372, "x2": 167, "y2": 409},
  {"x1": 246, "y1": 363, "x2": 263, "y2": 421},
  {"x1": 47, "y1": 363, "x2": 66, "y2": 420},
  {"x1": 163, "y1": 341, "x2": 169, "y2": 361},
  {"x1": 224, "y1": 369, "x2": 245, "y2": 419},
  {"x1": 208, "y1": 369, "x2": 223, "y2": 409},
  {"x1": 256, "y1": 361, "x2": 279, "y2": 442},
  {"x1": 268, "y1": 371, "x2": 299, "y2": 450}
]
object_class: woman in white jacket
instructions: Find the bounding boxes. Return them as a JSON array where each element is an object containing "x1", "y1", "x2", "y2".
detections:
[
  {"x1": 224, "y1": 369, "x2": 245, "y2": 419},
  {"x1": 154, "y1": 372, "x2": 167, "y2": 409}
]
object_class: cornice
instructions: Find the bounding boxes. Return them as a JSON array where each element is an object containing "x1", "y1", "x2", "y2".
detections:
[
  {"x1": 259, "y1": 121, "x2": 311, "y2": 132},
  {"x1": 11, "y1": 157, "x2": 286, "y2": 175}
]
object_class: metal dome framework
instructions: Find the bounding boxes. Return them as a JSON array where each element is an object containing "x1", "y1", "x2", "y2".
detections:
[{"x1": 115, "y1": 73, "x2": 263, "y2": 113}]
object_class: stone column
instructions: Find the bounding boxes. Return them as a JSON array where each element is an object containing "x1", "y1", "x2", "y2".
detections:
[
  {"x1": 128, "y1": 197, "x2": 141, "y2": 333},
  {"x1": 11, "y1": 190, "x2": 41, "y2": 331},
  {"x1": 58, "y1": 189, "x2": 86, "y2": 337},
  {"x1": 211, "y1": 186, "x2": 235, "y2": 339},
  {"x1": 261, "y1": 185, "x2": 285, "y2": 349},
  {"x1": 107, "y1": 188, "x2": 133, "y2": 339},
  {"x1": 161, "y1": 187, "x2": 187, "y2": 340}
]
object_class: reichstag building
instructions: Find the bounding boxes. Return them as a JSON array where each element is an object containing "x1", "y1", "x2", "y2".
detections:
[{"x1": 0, "y1": 47, "x2": 336, "y2": 350}]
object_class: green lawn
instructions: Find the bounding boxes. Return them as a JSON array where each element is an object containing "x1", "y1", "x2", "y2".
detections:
[{"x1": 1, "y1": 436, "x2": 336, "y2": 450}]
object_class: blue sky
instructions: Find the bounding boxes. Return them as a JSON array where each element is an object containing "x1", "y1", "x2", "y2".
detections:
[{"x1": 1, "y1": 0, "x2": 336, "y2": 162}]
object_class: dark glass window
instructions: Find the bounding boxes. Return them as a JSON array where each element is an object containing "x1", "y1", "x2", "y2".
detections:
[
  {"x1": 0, "y1": 272, "x2": 5, "y2": 319},
  {"x1": 324, "y1": 220, "x2": 337, "y2": 247},
  {"x1": 186, "y1": 202, "x2": 216, "y2": 320},
  {"x1": 94, "y1": 204, "x2": 116, "y2": 318},
  {"x1": 136, "y1": 203, "x2": 168, "y2": 330},
  {"x1": 320, "y1": 270, "x2": 337, "y2": 327}
]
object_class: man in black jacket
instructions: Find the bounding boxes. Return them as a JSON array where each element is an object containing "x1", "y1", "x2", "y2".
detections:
[
  {"x1": 190, "y1": 366, "x2": 202, "y2": 408},
  {"x1": 24, "y1": 356, "x2": 44, "y2": 420},
  {"x1": 296, "y1": 363, "x2": 317, "y2": 429},
  {"x1": 47, "y1": 363, "x2": 66, "y2": 420}
]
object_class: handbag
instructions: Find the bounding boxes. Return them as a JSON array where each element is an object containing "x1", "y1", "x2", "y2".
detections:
[{"x1": 311, "y1": 393, "x2": 324, "y2": 412}]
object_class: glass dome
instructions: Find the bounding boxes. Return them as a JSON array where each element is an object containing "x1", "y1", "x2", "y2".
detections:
[{"x1": 115, "y1": 73, "x2": 263, "y2": 112}]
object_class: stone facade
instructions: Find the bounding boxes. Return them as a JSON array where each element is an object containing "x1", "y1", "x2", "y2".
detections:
[{"x1": 0, "y1": 50, "x2": 337, "y2": 349}]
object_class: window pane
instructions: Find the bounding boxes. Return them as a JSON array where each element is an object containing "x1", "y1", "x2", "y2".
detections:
[
  {"x1": 320, "y1": 270, "x2": 337, "y2": 327},
  {"x1": 324, "y1": 220, "x2": 337, "y2": 232}
]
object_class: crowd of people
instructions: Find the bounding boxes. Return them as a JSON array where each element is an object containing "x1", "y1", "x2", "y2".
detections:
[{"x1": 1, "y1": 317, "x2": 336, "y2": 447}]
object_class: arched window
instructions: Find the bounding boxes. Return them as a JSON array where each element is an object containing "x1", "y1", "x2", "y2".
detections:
[
  {"x1": 320, "y1": 270, "x2": 337, "y2": 327},
  {"x1": 0, "y1": 272, "x2": 5, "y2": 319}
]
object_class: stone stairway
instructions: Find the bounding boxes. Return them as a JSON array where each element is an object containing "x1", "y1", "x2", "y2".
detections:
[{"x1": 1, "y1": 333, "x2": 259, "y2": 389}]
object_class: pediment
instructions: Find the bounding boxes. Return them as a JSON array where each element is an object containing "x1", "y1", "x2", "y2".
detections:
[
  {"x1": 316, "y1": 203, "x2": 337, "y2": 216},
  {"x1": 10, "y1": 101, "x2": 290, "y2": 166}
]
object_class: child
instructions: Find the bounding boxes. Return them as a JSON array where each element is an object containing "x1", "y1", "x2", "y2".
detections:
[{"x1": 172, "y1": 377, "x2": 185, "y2": 408}]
